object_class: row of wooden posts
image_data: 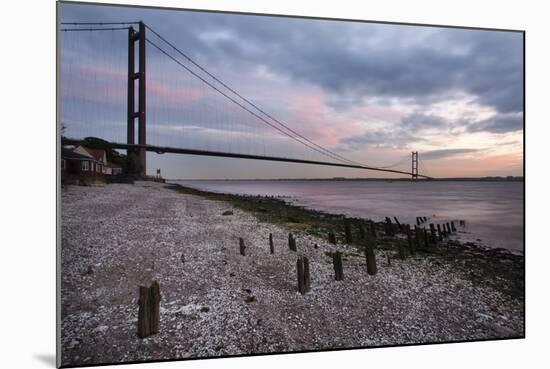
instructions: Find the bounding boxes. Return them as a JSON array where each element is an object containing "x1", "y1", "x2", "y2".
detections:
[{"x1": 137, "y1": 216, "x2": 461, "y2": 337}]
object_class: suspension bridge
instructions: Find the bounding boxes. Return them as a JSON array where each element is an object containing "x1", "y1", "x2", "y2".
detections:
[{"x1": 60, "y1": 21, "x2": 433, "y2": 180}]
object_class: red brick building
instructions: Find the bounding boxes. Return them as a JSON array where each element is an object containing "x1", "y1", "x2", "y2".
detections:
[{"x1": 61, "y1": 145, "x2": 122, "y2": 183}]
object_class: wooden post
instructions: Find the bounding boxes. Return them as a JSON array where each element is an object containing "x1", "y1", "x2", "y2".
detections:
[
  {"x1": 451, "y1": 221, "x2": 457, "y2": 232},
  {"x1": 416, "y1": 217, "x2": 420, "y2": 225},
  {"x1": 303, "y1": 256, "x2": 311, "y2": 292},
  {"x1": 358, "y1": 223, "x2": 366, "y2": 240},
  {"x1": 364, "y1": 235, "x2": 377, "y2": 275},
  {"x1": 332, "y1": 251, "x2": 344, "y2": 281},
  {"x1": 437, "y1": 224, "x2": 443, "y2": 240},
  {"x1": 288, "y1": 233, "x2": 297, "y2": 251},
  {"x1": 429, "y1": 223, "x2": 437, "y2": 244},
  {"x1": 423, "y1": 228, "x2": 429, "y2": 249},
  {"x1": 297, "y1": 256, "x2": 305, "y2": 294},
  {"x1": 414, "y1": 225, "x2": 422, "y2": 250},
  {"x1": 269, "y1": 233, "x2": 274, "y2": 254},
  {"x1": 406, "y1": 225, "x2": 415, "y2": 255},
  {"x1": 239, "y1": 237, "x2": 246, "y2": 256},
  {"x1": 385, "y1": 217, "x2": 394, "y2": 236},
  {"x1": 150, "y1": 281, "x2": 160, "y2": 334},
  {"x1": 344, "y1": 219, "x2": 353, "y2": 244},
  {"x1": 398, "y1": 239, "x2": 406, "y2": 260},
  {"x1": 370, "y1": 221, "x2": 377, "y2": 238},
  {"x1": 328, "y1": 232, "x2": 336, "y2": 245},
  {"x1": 393, "y1": 216, "x2": 403, "y2": 232},
  {"x1": 446, "y1": 222, "x2": 452, "y2": 234},
  {"x1": 137, "y1": 286, "x2": 151, "y2": 338},
  {"x1": 297, "y1": 256, "x2": 311, "y2": 294},
  {"x1": 137, "y1": 281, "x2": 161, "y2": 338}
]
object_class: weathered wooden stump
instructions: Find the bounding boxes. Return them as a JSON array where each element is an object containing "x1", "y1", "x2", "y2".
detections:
[
  {"x1": 398, "y1": 239, "x2": 406, "y2": 260},
  {"x1": 451, "y1": 221, "x2": 457, "y2": 232},
  {"x1": 393, "y1": 216, "x2": 403, "y2": 232},
  {"x1": 297, "y1": 256, "x2": 311, "y2": 294},
  {"x1": 406, "y1": 225, "x2": 415, "y2": 255},
  {"x1": 288, "y1": 233, "x2": 297, "y2": 251},
  {"x1": 423, "y1": 228, "x2": 430, "y2": 248},
  {"x1": 446, "y1": 222, "x2": 452, "y2": 234},
  {"x1": 416, "y1": 217, "x2": 421, "y2": 226},
  {"x1": 269, "y1": 233, "x2": 274, "y2": 254},
  {"x1": 364, "y1": 236, "x2": 377, "y2": 275},
  {"x1": 239, "y1": 237, "x2": 246, "y2": 256},
  {"x1": 328, "y1": 232, "x2": 336, "y2": 245},
  {"x1": 344, "y1": 219, "x2": 353, "y2": 244},
  {"x1": 414, "y1": 225, "x2": 422, "y2": 249},
  {"x1": 137, "y1": 281, "x2": 161, "y2": 338},
  {"x1": 370, "y1": 221, "x2": 377, "y2": 238},
  {"x1": 358, "y1": 223, "x2": 366, "y2": 240},
  {"x1": 304, "y1": 256, "x2": 311, "y2": 292},
  {"x1": 437, "y1": 224, "x2": 443, "y2": 240},
  {"x1": 385, "y1": 217, "x2": 394, "y2": 236},
  {"x1": 429, "y1": 223, "x2": 437, "y2": 244},
  {"x1": 332, "y1": 251, "x2": 344, "y2": 281}
]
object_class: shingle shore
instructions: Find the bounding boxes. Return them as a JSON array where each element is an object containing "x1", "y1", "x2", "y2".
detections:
[{"x1": 60, "y1": 181, "x2": 524, "y2": 366}]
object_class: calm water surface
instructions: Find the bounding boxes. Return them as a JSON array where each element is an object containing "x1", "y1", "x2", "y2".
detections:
[{"x1": 173, "y1": 180, "x2": 524, "y2": 251}]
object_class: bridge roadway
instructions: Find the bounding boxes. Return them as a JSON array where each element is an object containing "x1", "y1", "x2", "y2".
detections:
[{"x1": 61, "y1": 138, "x2": 432, "y2": 179}]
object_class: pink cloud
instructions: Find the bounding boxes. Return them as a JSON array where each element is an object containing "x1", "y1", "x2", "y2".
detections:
[
  {"x1": 286, "y1": 92, "x2": 363, "y2": 146},
  {"x1": 61, "y1": 62, "x2": 205, "y2": 108},
  {"x1": 147, "y1": 80, "x2": 204, "y2": 108}
]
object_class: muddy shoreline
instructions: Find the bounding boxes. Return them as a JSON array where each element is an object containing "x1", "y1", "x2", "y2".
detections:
[
  {"x1": 60, "y1": 182, "x2": 524, "y2": 366},
  {"x1": 167, "y1": 183, "x2": 524, "y2": 300}
]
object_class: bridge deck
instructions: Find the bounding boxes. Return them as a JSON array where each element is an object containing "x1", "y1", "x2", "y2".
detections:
[{"x1": 61, "y1": 138, "x2": 432, "y2": 179}]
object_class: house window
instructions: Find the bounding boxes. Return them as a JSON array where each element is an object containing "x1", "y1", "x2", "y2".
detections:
[
  {"x1": 81, "y1": 161, "x2": 89, "y2": 171},
  {"x1": 97, "y1": 164, "x2": 102, "y2": 173}
]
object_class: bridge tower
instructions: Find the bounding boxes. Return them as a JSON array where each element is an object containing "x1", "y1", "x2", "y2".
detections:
[
  {"x1": 127, "y1": 21, "x2": 146, "y2": 176},
  {"x1": 411, "y1": 151, "x2": 418, "y2": 181}
]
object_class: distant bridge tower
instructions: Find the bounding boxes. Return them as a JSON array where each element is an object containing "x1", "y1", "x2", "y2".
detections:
[
  {"x1": 411, "y1": 151, "x2": 418, "y2": 181},
  {"x1": 127, "y1": 21, "x2": 147, "y2": 176}
]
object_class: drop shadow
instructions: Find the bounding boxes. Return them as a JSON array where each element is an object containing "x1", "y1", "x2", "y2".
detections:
[{"x1": 33, "y1": 353, "x2": 57, "y2": 367}]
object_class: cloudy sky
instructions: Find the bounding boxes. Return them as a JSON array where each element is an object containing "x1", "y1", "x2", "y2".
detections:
[{"x1": 60, "y1": 2, "x2": 524, "y2": 179}]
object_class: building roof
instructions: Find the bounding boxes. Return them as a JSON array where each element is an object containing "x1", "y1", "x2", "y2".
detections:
[
  {"x1": 62, "y1": 148, "x2": 94, "y2": 161},
  {"x1": 81, "y1": 147, "x2": 107, "y2": 162}
]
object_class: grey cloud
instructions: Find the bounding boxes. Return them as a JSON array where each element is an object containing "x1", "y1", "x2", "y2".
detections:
[
  {"x1": 62, "y1": 3, "x2": 522, "y2": 116},
  {"x1": 339, "y1": 129, "x2": 425, "y2": 150},
  {"x1": 468, "y1": 112, "x2": 524, "y2": 134},
  {"x1": 401, "y1": 113, "x2": 449, "y2": 130},
  {"x1": 61, "y1": 2, "x2": 524, "y2": 141},
  {"x1": 177, "y1": 16, "x2": 523, "y2": 116},
  {"x1": 421, "y1": 148, "x2": 480, "y2": 160}
]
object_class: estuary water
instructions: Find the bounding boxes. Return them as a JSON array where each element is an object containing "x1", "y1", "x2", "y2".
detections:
[{"x1": 173, "y1": 179, "x2": 524, "y2": 251}]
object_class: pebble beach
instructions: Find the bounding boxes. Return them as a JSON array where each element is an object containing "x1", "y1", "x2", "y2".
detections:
[{"x1": 60, "y1": 181, "x2": 524, "y2": 367}]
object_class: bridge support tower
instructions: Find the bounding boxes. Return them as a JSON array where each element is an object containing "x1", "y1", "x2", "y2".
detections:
[
  {"x1": 411, "y1": 151, "x2": 418, "y2": 181},
  {"x1": 127, "y1": 21, "x2": 146, "y2": 176}
]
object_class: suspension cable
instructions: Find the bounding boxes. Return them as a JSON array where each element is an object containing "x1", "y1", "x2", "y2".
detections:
[
  {"x1": 146, "y1": 37, "x2": 354, "y2": 165},
  {"x1": 145, "y1": 24, "x2": 367, "y2": 167},
  {"x1": 61, "y1": 27, "x2": 130, "y2": 32}
]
